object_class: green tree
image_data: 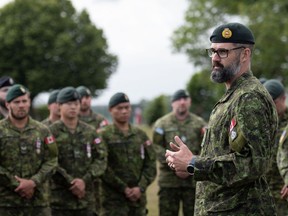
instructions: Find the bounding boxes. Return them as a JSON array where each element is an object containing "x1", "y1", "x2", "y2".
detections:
[
  {"x1": 0, "y1": 0, "x2": 117, "y2": 99},
  {"x1": 143, "y1": 95, "x2": 170, "y2": 126},
  {"x1": 172, "y1": 0, "x2": 288, "y2": 85}
]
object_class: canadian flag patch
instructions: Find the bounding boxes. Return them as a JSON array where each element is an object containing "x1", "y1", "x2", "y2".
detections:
[
  {"x1": 44, "y1": 136, "x2": 55, "y2": 145},
  {"x1": 229, "y1": 118, "x2": 237, "y2": 132}
]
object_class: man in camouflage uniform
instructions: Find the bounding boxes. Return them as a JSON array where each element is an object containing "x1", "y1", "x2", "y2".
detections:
[
  {"x1": 76, "y1": 85, "x2": 109, "y2": 215},
  {"x1": 278, "y1": 123, "x2": 288, "y2": 204},
  {"x1": 76, "y1": 86, "x2": 109, "y2": 132},
  {"x1": 0, "y1": 76, "x2": 14, "y2": 120},
  {"x1": 49, "y1": 87, "x2": 107, "y2": 216},
  {"x1": 0, "y1": 84, "x2": 58, "y2": 216},
  {"x1": 42, "y1": 89, "x2": 61, "y2": 126},
  {"x1": 153, "y1": 89, "x2": 206, "y2": 216},
  {"x1": 166, "y1": 23, "x2": 278, "y2": 215},
  {"x1": 264, "y1": 79, "x2": 288, "y2": 215},
  {"x1": 101, "y1": 92, "x2": 156, "y2": 216}
]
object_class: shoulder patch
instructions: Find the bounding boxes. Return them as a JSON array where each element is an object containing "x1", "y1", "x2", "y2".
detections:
[
  {"x1": 155, "y1": 127, "x2": 164, "y2": 135},
  {"x1": 44, "y1": 135, "x2": 55, "y2": 145}
]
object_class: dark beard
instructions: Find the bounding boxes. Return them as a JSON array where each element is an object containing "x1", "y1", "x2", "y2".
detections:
[
  {"x1": 11, "y1": 110, "x2": 28, "y2": 120},
  {"x1": 211, "y1": 58, "x2": 240, "y2": 83}
]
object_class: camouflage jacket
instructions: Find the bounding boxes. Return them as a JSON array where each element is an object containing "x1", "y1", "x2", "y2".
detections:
[
  {"x1": 101, "y1": 124, "x2": 156, "y2": 205},
  {"x1": 49, "y1": 120, "x2": 107, "y2": 210},
  {"x1": 0, "y1": 117, "x2": 58, "y2": 207},
  {"x1": 41, "y1": 117, "x2": 53, "y2": 127},
  {"x1": 267, "y1": 108, "x2": 288, "y2": 200},
  {"x1": 277, "y1": 122, "x2": 288, "y2": 186},
  {"x1": 153, "y1": 112, "x2": 206, "y2": 188},
  {"x1": 79, "y1": 109, "x2": 109, "y2": 131},
  {"x1": 193, "y1": 72, "x2": 278, "y2": 215}
]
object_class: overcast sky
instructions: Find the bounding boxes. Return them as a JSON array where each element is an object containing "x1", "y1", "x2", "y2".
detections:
[{"x1": 1, "y1": 0, "x2": 195, "y2": 105}]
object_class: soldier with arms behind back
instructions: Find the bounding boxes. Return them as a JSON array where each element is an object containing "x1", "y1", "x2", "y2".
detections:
[{"x1": 153, "y1": 89, "x2": 206, "y2": 216}]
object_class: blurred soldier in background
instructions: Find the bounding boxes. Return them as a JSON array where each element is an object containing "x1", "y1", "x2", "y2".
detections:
[
  {"x1": 264, "y1": 79, "x2": 288, "y2": 215},
  {"x1": 0, "y1": 76, "x2": 14, "y2": 119},
  {"x1": 0, "y1": 84, "x2": 58, "y2": 216},
  {"x1": 42, "y1": 89, "x2": 60, "y2": 126},
  {"x1": 153, "y1": 89, "x2": 206, "y2": 216},
  {"x1": 101, "y1": 92, "x2": 156, "y2": 216},
  {"x1": 49, "y1": 87, "x2": 107, "y2": 216}
]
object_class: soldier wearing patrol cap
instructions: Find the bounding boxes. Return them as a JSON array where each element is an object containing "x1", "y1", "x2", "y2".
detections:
[
  {"x1": 42, "y1": 89, "x2": 61, "y2": 126},
  {"x1": 153, "y1": 89, "x2": 206, "y2": 216},
  {"x1": 0, "y1": 84, "x2": 58, "y2": 216},
  {"x1": 101, "y1": 92, "x2": 156, "y2": 216},
  {"x1": 165, "y1": 23, "x2": 278, "y2": 215},
  {"x1": 264, "y1": 79, "x2": 288, "y2": 215},
  {"x1": 0, "y1": 76, "x2": 14, "y2": 119},
  {"x1": 49, "y1": 86, "x2": 107, "y2": 216}
]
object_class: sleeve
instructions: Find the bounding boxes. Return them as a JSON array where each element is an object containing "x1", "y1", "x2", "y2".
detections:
[
  {"x1": 82, "y1": 133, "x2": 107, "y2": 184},
  {"x1": 152, "y1": 120, "x2": 166, "y2": 164},
  {"x1": 0, "y1": 167, "x2": 19, "y2": 190},
  {"x1": 277, "y1": 126, "x2": 288, "y2": 185},
  {"x1": 194, "y1": 93, "x2": 278, "y2": 187},
  {"x1": 138, "y1": 137, "x2": 157, "y2": 191},
  {"x1": 31, "y1": 129, "x2": 58, "y2": 186}
]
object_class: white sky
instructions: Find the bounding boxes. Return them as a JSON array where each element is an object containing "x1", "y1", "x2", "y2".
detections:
[{"x1": 1, "y1": 0, "x2": 195, "y2": 105}]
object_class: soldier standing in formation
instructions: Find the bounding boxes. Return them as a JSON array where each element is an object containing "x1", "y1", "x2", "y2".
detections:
[
  {"x1": 263, "y1": 79, "x2": 288, "y2": 215},
  {"x1": 166, "y1": 23, "x2": 278, "y2": 215},
  {"x1": 0, "y1": 84, "x2": 58, "y2": 216},
  {"x1": 49, "y1": 87, "x2": 107, "y2": 216},
  {"x1": 0, "y1": 76, "x2": 14, "y2": 120},
  {"x1": 42, "y1": 89, "x2": 61, "y2": 126},
  {"x1": 76, "y1": 85, "x2": 109, "y2": 215},
  {"x1": 153, "y1": 89, "x2": 206, "y2": 216},
  {"x1": 101, "y1": 92, "x2": 156, "y2": 216}
]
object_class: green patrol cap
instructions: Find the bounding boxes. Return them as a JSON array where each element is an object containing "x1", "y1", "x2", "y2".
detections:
[
  {"x1": 6, "y1": 84, "x2": 29, "y2": 102},
  {"x1": 48, "y1": 90, "x2": 60, "y2": 105},
  {"x1": 210, "y1": 22, "x2": 255, "y2": 44},
  {"x1": 263, "y1": 79, "x2": 285, "y2": 100},
  {"x1": 76, "y1": 86, "x2": 91, "y2": 98},
  {"x1": 171, "y1": 89, "x2": 189, "y2": 102},
  {"x1": 109, "y1": 92, "x2": 130, "y2": 108},
  {"x1": 0, "y1": 76, "x2": 14, "y2": 88},
  {"x1": 57, "y1": 87, "x2": 80, "y2": 103}
]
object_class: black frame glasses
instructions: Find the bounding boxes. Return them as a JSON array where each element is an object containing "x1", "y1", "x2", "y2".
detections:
[{"x1": 206, "y1": 46, "x2": 245, "y2": 58}]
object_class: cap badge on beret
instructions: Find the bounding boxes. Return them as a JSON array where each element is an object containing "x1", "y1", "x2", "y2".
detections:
[
  {"x1": 222, "y1": 28, "x2": 232, "y2": 39},
  {"x1": 9, "y1": 78, "x2": 14, "y2": 85},
  {"x1": 124, "y1": 94, "x2": 129, "y2": 101},
  {"x1": 20, "y1": 86, "x2": 26, "y2": 93},
  {"x1": 74, "y1": 92, "x2": 78, "y2": 99}
]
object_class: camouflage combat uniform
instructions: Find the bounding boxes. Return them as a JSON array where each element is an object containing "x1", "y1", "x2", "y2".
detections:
[
  {"x1": 49, "y1": 120, "x2": 107, "y2": 216},
  {"x1": 79, "y1": 109, "x2": 109, "y2": 132},
  {"x1": 42, "y1": 118, "x2": 53, "y2": 127},
  {"x1": 193, "y1": 72, "x2": 278, "y2": 215},
  {"x1": 267, "y1": 108, "x2": 288, "y2": 215},
  {"x1": 277, "y1": 123, "x2": 288, "y2": 207},
  {"x1": 0, "y1": 117, "x2": 58, "y2": 216},
  {"x1": 153, "y1": 112, "x2": 206, "y2": 216},
  {"x1": 79, "y1": 109, "x2": 109, "y2": 215},
  {"x1": 101, "y1": 124, "x2": 156, "y2": 216}
]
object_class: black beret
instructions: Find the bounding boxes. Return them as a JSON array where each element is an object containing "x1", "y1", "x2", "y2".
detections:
[
  {"x1": 48, "y1": 90, "x2": 60, "y2": 105},
  {"x1": 263, "y1": 79, "x2": 285, "y2": 100},
  {"x1": 57, "y1": 87, "x2": 81, "y2": 103},
  {"x1": 210, "y1": 22, "x2": 255, "y2": 44},
  {"x1": 109, "y1": 92, "x2": 130, "y2": 108},
  {"x1": 6, "y1": 84, "x2": 29, "y2": 102},
  {"x1": 0, "y1": 76, "x2": 14, "y2": 88},
  {"x1": 76, "y1": 86, "x2": 91, "y2": 98},
  {"x1": 171, "y1": 89, "x2": 189, "y2": 102}
]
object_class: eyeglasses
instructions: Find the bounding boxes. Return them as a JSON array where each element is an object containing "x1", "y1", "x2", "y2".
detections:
[{"x1": 206, "y1": 46, "x2": 245, "y2": 58}]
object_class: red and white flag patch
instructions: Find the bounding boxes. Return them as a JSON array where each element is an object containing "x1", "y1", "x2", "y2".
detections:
[
  {"x1": 44, "y1": 135, "x2": 55, "y2": 145},
  {"x1": 229, "y1": 118, "x2": 237, "y2": 132}
]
